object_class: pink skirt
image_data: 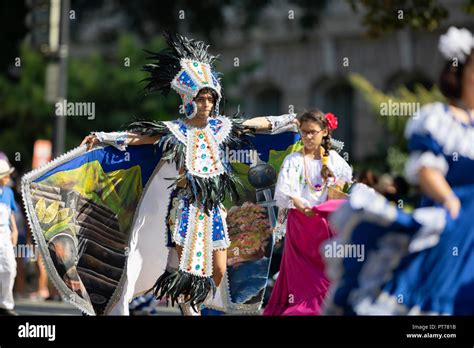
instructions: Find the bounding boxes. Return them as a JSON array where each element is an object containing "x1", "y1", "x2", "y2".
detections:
[{"x1": 263, "y1": 200, "x2": 345, "y2": 316}]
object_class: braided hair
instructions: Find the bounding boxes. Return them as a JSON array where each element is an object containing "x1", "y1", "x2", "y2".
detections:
[{"x1": 298, "y1": 109, "x2": 335, "y2": 183}]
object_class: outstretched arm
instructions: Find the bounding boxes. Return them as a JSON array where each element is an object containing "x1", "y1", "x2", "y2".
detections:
[
  {"x1": 126, "y1": 132, "x2": 161, "y2": 145},
  {"x1": 80, "y1": 132, "x2": 161, "y2": 151},
  {"x1": 242, "y1": 117, "x2": 271, "y2": 131},
  {"x1": 243, "y1": 114, "x2": 298, "y2": 134}
]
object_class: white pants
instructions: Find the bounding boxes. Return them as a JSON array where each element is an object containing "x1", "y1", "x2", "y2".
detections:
[
  {"x1": 0, "y1": 271, "x2": 15, "y2": 310},
  {"x1": 0, "y1": 228, "x2": 16, "y2": 310}
]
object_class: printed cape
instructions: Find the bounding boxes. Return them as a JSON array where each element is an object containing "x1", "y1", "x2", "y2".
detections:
[{"x1": 22, "y1": 132, "x2": 301, "y2": 315}]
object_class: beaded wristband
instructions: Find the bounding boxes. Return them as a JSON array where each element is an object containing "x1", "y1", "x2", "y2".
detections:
[
  {"x1": 93, "y1": 131, "x2": 129, "y2": 151},
  {"x1": 266, "y1": 113, "x2": 297, "y2": 134}
]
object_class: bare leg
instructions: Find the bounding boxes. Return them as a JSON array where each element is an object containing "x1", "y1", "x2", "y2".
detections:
[
  {"x1": 212, "y1": 249, "x2": 227, "y2": 287},
  {"x1": 30, "y1": 254, "x2": 50, "y2": 300},
  {"x1": 14, "y1": 259, "x2": 25, "y2": 297},
  {"x1": 175, "y1": 245, "x2": 183, "y2": 262},
  {"x1": 37, "y1": 255, "x2": 50, "y2": 299}
]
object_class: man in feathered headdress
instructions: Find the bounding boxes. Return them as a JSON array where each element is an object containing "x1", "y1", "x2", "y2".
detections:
[{"x1": 79, "y1": 32, "x2": 298, "y2": 315}]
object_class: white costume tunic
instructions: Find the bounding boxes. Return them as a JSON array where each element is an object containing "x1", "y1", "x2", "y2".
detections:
[{"x1": 274, "y1": 150, "x2": 353, "y2": 209}]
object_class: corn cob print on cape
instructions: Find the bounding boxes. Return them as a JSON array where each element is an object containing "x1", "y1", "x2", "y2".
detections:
[{"x1": 22, "y1": 127, "x2": 303, "y2": 315}]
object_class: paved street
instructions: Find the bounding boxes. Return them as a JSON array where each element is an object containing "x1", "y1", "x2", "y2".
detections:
[
  {"x1": 15, "y1": 298, "x2": 82, "y2": 316},
  {"x1": 14, "y1": 298, "x2": 180, "y2": 316}
]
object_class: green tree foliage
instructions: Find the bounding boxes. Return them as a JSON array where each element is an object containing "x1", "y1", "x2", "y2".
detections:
[
  {"x1": 348, "y1": 73, "x2": 445, "y2": 175},
  {"x1": 0, "y1": 44, "x2": 51, "y2": 171},
  {"x1": 348, "y1": 0, "x2": 450, "y2": 37},
  {"x1": 0, "y1": 34, "x2": 178, "y2": 171},
  {"x1": 0, "y1": 33, "x2": 256, "y2": 172}
]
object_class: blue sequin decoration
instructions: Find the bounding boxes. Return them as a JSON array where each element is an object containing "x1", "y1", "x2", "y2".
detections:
[
  {"x1": 208, "y1": 118, "x2": 222, "y2": 135},
  {"x1": 185, "y1": 102, "x2": 195, "y2": 116},
  {"x1": 173, "y1": 199, "x2": 226, "y2": 244},
  {"x1": 212, "y1": 207, "x2": 225, "y2": 241},
  {"x1": 178, "y1": 199, "x2": 190, "y2": 238},
  {"x1": 178, "y1": 71, "x2": 197, "y2": 90},
  {"x1": 177, "y1": 121, "x2": 188, "y2": 136}
]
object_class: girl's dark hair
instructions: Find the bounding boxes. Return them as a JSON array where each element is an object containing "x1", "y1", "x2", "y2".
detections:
[
  {"x1": 195, "y1": 87, "x2": 219, "y2": 115},
  {"x1": 439, "y1": 53, "x2": 472, "y2": 99},
  {"x1": 298, "y1": 109, "x2": 335, "y2": 183}
]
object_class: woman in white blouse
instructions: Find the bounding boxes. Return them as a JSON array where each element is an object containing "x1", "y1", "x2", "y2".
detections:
[{"x1": 264, "y1": 110, "x2": 352, "y2": 316}]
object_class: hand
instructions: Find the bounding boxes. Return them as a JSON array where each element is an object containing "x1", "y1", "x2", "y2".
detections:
[
  {"x1": 292, "y1": 118, "x2": 300, "y2": 128},
  {"x1": 80, "y1": 134, "x2": 100, "y2": 150},
  {"x1": 291, "y1": 197, "x2": 315, "y2": 217},
  {"x1": 303, "y1": 207, "x2": 316, "y2": 217},
  {"x1": 291, "y1": 197, "x2": 306, "y2": 212},
  {"x1": 444, "y1": 195, "x2": 461, "y2": 219}
]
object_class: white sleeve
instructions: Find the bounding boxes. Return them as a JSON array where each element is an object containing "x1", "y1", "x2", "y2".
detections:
[
  {"x1": 328, "y1": 150, "x2": 353, "y2": 183},
  {"x1": 404, "y1": 151, "x2": 449, "y2": 185},
  {"x1": 93, "y1": 131, "x2": 129, "y2": 151},
  {"x1": 274, "y1": 155, "x2": 302, "y2": 208}
]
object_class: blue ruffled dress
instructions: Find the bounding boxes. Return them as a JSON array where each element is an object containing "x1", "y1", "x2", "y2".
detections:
[{"x1": 325, "y1": 102, "x2": 474, "y2": 315}]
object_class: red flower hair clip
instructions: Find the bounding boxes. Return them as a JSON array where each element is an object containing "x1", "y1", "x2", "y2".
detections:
[{"x1": 325, "y1": 112, "x2": 338, "y2": 130}]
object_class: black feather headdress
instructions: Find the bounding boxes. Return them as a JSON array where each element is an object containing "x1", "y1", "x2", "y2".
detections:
[{"x1": 141, "y1": 32, "x2": 218, "y2": 94}]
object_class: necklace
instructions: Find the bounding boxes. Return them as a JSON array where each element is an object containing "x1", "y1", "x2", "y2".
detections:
[{"x1": 302, "y1": 147, "x2": 325, "y2": 197}]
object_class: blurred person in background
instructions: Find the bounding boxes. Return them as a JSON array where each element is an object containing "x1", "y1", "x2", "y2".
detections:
[
  {"x1": 28, "y1": 253, "x2": 51, "y2": 301},
  {"x1": 355, "y1": 169, "x2": 378, "y2": 188},
  {"x1": 0, "y1": 159, "x2": 19, "y2": 315},
  {"x1": 324, "y1": 27, "x2": 474, "y2": 315}
]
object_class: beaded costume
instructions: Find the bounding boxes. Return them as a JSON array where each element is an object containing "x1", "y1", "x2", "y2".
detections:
[{"x1": 126, "y1": 33, "x2": 296, "y2": 310}]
